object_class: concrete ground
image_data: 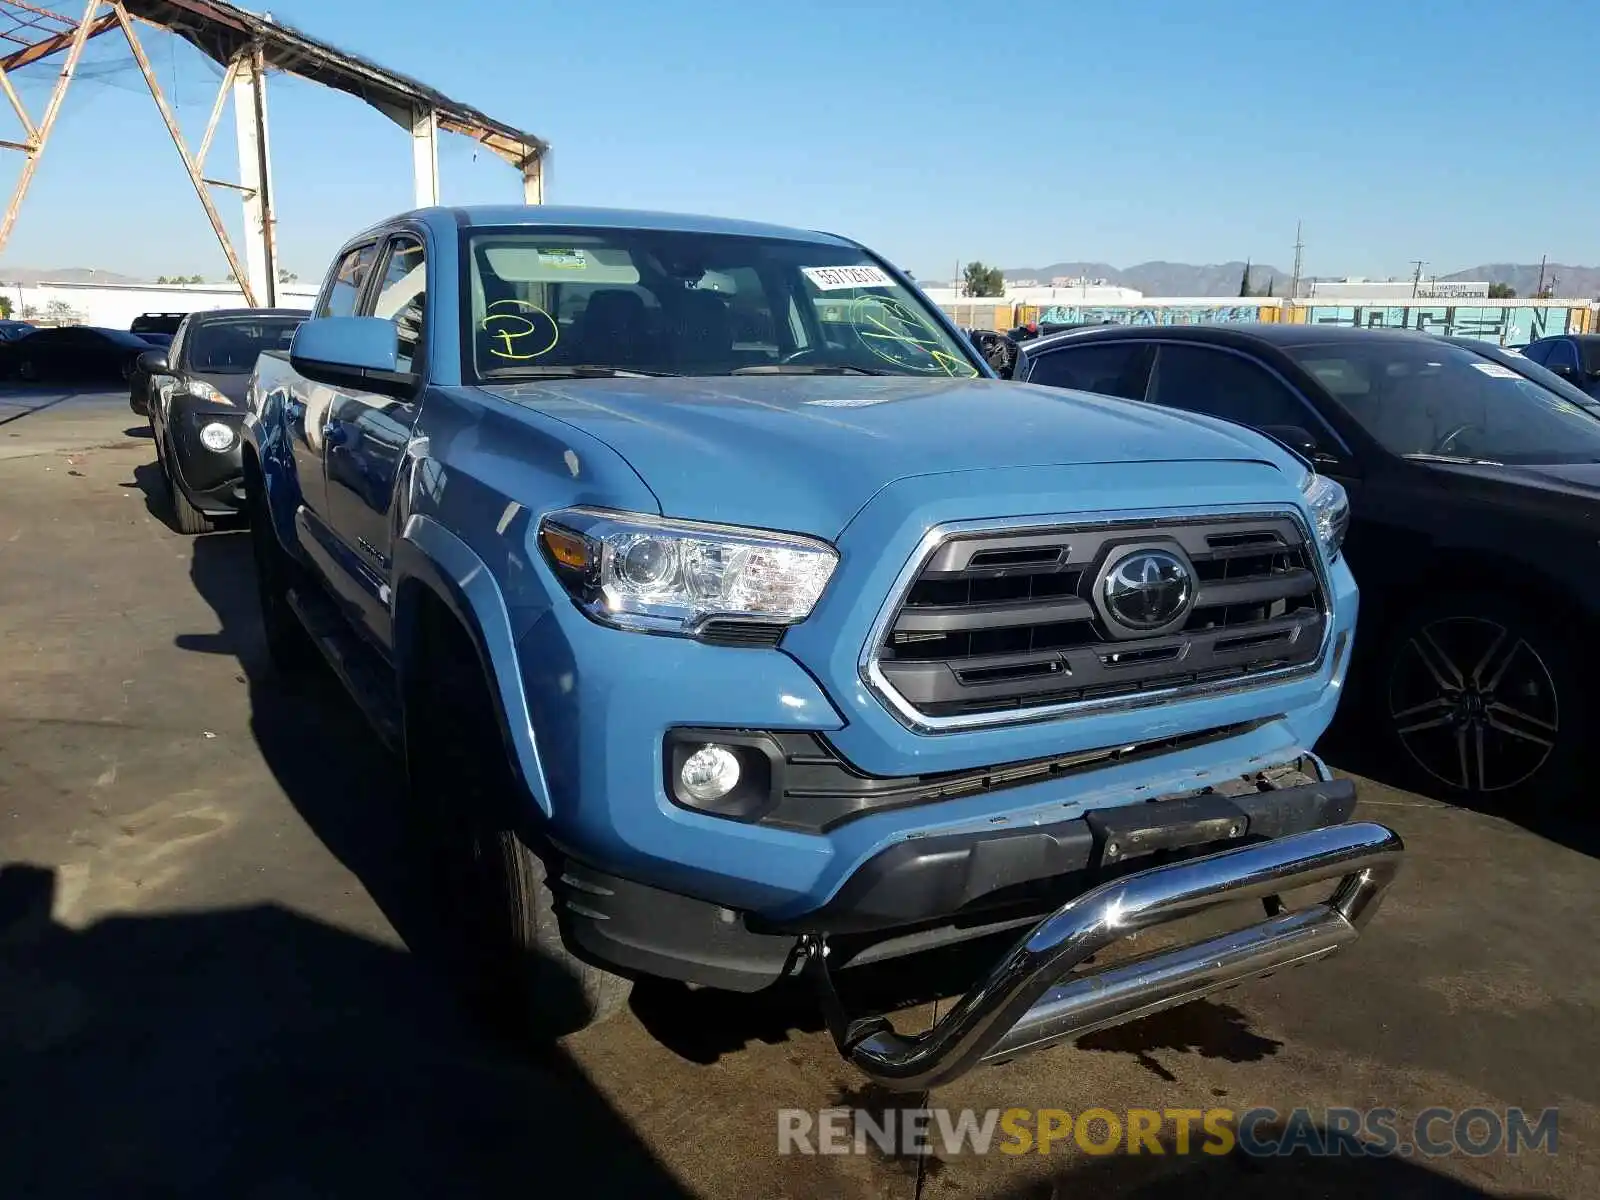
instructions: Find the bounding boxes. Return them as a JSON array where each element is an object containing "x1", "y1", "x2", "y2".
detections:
[{"x1": 1, "y1": 392, "x2": 1596, "y2": 1199}]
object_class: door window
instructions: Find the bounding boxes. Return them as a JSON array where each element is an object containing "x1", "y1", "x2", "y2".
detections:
[
  {"x1": 318, "y1": 243, "x2": 379, "y2": 319},
  {"x1": 1147, "y1": 344, "x2": 1315, "y2": 431},
  {"x1": 1542, "y1": 339, "x2": 1579, "y2": 373},
  {"x1": 366, "y1": 237, "x2": 427, "y2": 371},
  {"x1": 1026, "y1": 342, "x2": 1153, "y2": 400}
]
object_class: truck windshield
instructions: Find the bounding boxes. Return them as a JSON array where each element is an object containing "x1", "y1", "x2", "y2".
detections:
[
  {"x1": 1285, "y1": 340, "x2": 1600, "y2": 465},
  {"x1": 461, "y1": 227, "x2": 979, "y2": 382},
  {"x1": 187, "y1": 317, "x2": 303, "y2": 373}
]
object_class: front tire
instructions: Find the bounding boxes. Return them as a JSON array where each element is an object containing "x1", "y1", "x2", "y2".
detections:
[
  {"x1": 407, "y1": 622, "x2": 631, "y2": 1040},
  {"x1": 157, "y1": 435, "x2": 216, "y2": 535},
  {"x1": 243, "y1": 457, "x2": 316, "y2": 676},
  {"x1": 1378, "y1": 592, "x2": 1589, "y2": 811}
]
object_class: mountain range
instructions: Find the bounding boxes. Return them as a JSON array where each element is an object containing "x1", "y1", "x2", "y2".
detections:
[
  {"x1": 0, "y1": 266, "x2": 144, "y2": 285},
  {"x1": 999, "y1": 261, "x2": 1600, "y2": 300}
]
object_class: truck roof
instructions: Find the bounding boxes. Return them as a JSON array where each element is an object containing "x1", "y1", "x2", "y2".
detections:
[{"x1": 391, "y1": 204, "x2": 859, "y2": 248}]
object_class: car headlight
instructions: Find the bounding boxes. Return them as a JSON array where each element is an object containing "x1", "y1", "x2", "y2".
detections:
[
  {"x1": 1300, "y1": 473, "x2": 1350, "y2": 559},
  {"x1": 536, "y1": 507, "x2": 839, "y2": 639},
  {"x1": 186, "y1": 379, "x2": 229, "y2": 405}
]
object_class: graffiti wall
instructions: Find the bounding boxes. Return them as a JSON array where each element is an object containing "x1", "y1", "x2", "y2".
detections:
[
  {"x1": 1301, "y1": 305, "x2": 1578, "y2": 344},
  {"x1": 1036, "y1": 305, "x2": 1268, "y2": 326}
]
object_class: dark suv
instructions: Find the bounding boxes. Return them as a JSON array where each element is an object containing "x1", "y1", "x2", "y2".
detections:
[
  {"x1": 1521, "y1": 334, "x2": 1600, "y2": 399},
  {"x1": 1016, "y1": 323, "x2": 1600, "y2": 811}
]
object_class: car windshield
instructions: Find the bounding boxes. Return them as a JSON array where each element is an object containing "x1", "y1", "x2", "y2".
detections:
[
  {"x1": 1285, "y1": 339, "x2": 1600, "y2": 465},
  {"x1": 462, "y1": 226, "x2": 980, "y2": 381},
  {"x1": 186, "y1": 317, "x2": 303, "y2": 373}
]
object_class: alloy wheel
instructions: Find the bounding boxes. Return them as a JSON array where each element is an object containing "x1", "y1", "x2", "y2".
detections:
[{"x1": 1387, "y1": 615, "x2": 1558, "y2": 793}]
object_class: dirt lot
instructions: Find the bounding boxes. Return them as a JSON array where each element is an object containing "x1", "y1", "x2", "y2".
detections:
[{"x1": 2, "y1": 394, "x2": 1597, "y2": 1199}]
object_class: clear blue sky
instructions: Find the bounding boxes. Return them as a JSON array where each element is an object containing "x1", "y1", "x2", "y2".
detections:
[{"x1": 2, "y1": 0, "x2": 1596, "y2": 282}]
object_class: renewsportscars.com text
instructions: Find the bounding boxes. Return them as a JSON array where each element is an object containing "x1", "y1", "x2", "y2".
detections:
[{"x1": 777, "y1": 1106, "x2": 1559, "y2": 1159}]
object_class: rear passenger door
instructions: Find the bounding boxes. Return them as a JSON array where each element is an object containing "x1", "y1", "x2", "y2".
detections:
[
  {"x1": 1023, "y1": 341, "x2": 1154, "y2": 400},
  {"x1": 322, "y1": 232, "x2": 428, "y2": 652}
]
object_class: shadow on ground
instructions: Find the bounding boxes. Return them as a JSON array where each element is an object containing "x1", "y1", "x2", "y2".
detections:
[
  {"x1": 985, "y1": 1137, "x2": 1554, "y2": 1199},
  {"x1": 0, "y1": 863, "x2": 692, "y2": 1198}
]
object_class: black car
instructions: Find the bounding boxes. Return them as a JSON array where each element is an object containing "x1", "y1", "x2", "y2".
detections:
[
  {"x1": 0, "y1": 325, "x2": 157, "y2": 383},
  {"x1": 1521, "y1": 334, "x2": 1600, "y2": 400},
  {"x1": 141, "y1": 309, "x2": 306, "y2": 533},
  {"x1": 1015, "y1": 323, "x2": 1600, "y2": 808},
  {"x1": 130, "y1": 312, "x2": 187, "y2": 338}
]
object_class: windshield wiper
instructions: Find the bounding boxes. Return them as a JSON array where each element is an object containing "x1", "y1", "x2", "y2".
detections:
[
  {"x1": 479, "y1": 365, "x2": 679, "y2": 380},
  {"x1": 728, "y1": 364, "x2": 895, "y2": 376},
  {"x1": 1404, "y1": 452, "x2": 1506, "y2": 466}
]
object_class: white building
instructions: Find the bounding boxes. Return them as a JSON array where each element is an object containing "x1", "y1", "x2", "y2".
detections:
[
  {"x1": 1306, "y1": 278, "x2": 1495, "y2": 302},
  {"x1": 1, "y1": 278, "x2": 319, "y2": 329},
  {"x1": 920, "y1": 281, "x2": 1145, "y2": 308}
]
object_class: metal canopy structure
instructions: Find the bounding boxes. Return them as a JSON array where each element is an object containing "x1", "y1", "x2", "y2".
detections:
[{"x1": 0, "y1": 0, "x2": 549, "y2": 306}]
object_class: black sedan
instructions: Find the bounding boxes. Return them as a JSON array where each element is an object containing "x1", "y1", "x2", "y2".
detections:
[
  {"x1": 141, "y1": 309, "x2": 306, "y2": 533},
  {"x1": 1015, "y1": 323, "x2": 1600, "y2": 810},
  {"x1": 0, "y1": 325, "x2": 158, "y2": 383}
]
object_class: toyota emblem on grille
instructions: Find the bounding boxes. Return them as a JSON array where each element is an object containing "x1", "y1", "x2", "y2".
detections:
[{"x1": 1101, "y1": 549, "x2": 1193, "y2": 632}]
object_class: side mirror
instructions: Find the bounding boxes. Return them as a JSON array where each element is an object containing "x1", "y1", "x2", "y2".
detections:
[
  {"x1": 289, "y1": 316, "x2": 412, "y2": 394},
  {"x1": 1260, "y1": 423, "x2": 1347, "y2": 471},
  {"x1": 1549, "y1": 362, "x2": 1578, "y2": 381},
  {"x1": 136, "y1": 350, "x2": 168, "y2": 374},
  {"x1": 1259, "y1": 424, "x2": 1321, "y2": 459}
]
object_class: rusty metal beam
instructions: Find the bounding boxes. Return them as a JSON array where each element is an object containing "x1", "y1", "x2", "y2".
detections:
[
  {"x1": 0, "y1": 0, "x2": 100, "y2": 260},
  {"x1": 109, "y1": 0, "x2": 257, "y2": 304},
  {"x1": 0, "y1": 8, "x2": 116, "y2": 73},
  {"x1": 194, "y1": 51, "x2": 240, "y2": 170},
  {"x1": 0, "y1": 63, "x2": 34, "y2": 141}
]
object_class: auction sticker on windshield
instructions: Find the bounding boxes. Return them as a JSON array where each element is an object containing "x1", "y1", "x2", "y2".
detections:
[
  {"x1": 538, "y1": 248, "x2": 588, "y2": 269},
  {"x1": 1470, "y1": 361, "x2": 1521, "y2": 379},
  {"x1": 803, "y1": 265, "x2": 893, "y2": 291}
]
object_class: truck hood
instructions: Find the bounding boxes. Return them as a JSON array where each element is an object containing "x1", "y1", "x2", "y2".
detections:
[{"x1": 479, "y1": 375, "x2": 1284, "y2": 536}]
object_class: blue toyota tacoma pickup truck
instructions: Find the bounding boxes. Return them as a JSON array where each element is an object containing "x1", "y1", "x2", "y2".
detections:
[{"x1": 242, "y1": 205, "x2": 1402, "y2": 1089}]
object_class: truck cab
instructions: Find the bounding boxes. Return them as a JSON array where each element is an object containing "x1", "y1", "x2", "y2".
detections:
[{"x1": 240, "y1": 205, "x2": 1401, "y2": 1090}]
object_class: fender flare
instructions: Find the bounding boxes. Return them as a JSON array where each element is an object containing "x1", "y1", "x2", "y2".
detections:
[
  {"x1": 244, "y1": 410, "x2": 309, "y2": 560},
  {"x1": 391, "y1": 513, "x2": 553, "y2": 820}
]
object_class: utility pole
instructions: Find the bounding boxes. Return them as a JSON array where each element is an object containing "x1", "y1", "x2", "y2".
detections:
[
  {"x1": 1410, "y1": 260, "x2": 1428, "y2": 298},
  {"x1": 1288, "y1": 220, "x2": 1304, "y2": 301},
  {"x1": 1535, "y1": 254, "x2": 1548, "y2": 297}
]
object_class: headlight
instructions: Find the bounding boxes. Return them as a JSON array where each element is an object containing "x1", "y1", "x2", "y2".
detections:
[
  {"x1": 187, "y1": 379, "x2": 229, "y2": 405},
  {"x1": 198, "y1": 422, "x2": 235, "y2": 452},
  {"x1": 1300, "y1": 473, "x2": 1350, "y2": 558},
  {"x1": 536, "y1": 507, "x2": 839, "y2": 638}
]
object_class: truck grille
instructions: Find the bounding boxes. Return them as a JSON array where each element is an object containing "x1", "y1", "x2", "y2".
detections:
[{"x1": 870, "y1": 514, "x2": 1328, "y2": 724}]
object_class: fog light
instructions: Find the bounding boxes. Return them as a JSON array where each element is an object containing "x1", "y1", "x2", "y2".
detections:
[
  {"x1": 199, "y1": 422, "x2": 235, "y2": 452},
  {"x1": 680, "y1": 744, "x2": 741, "y2": 803}
]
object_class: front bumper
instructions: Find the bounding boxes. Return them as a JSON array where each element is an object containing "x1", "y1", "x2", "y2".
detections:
[
  {"x1": 819, "y1": 819, "x2": 1403, "y2": 1090},
  {"x1": 167, "y1": 399, "x2": 247, "y2": 514}
]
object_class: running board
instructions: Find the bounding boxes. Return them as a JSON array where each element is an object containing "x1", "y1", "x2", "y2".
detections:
[{"x1": 285, "y1": 585, "x2": 404, "y2": 754}]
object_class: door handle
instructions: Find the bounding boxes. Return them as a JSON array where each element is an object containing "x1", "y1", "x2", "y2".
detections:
[{"x1": 322, "y1": 419, "x2": 349, "y2": 448}]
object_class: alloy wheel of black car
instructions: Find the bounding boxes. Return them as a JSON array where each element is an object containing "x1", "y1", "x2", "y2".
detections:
[{"x1": 1384, "y1": 601, "x2": 1571, "y2": 799}]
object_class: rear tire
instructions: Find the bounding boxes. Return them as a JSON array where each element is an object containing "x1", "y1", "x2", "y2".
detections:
[
  {"x1": 243, "y1": 456, "x2": 316, "y2": 676},
  {"x1": 1377, "y1": 591, "x2": 1590, "y2": 813},
  {"x1": 406, "y1": 620, "x2": 631, "y2": 1041}
]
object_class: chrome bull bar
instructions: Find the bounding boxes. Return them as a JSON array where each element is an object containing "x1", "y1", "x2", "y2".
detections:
[{"x1": 814, "y1": 820, "x2": 1404, "y2": 1091}]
